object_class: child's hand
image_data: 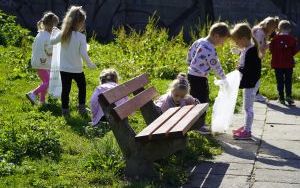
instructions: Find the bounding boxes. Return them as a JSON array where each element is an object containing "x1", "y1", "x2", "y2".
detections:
[
  {"x1": 231, "y1": 48, "x2": 241, "y2": 55},
  {"x1": 87, "y1": 62, "x2": 97, "y2": 69}
]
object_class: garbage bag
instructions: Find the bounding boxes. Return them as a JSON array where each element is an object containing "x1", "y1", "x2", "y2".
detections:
[
  {"x1": 211, "y1": 70, "x2": 242, "y2": 133},
  {"x1": 48, "y1": 30, "x2": 61, "y2": 98}
]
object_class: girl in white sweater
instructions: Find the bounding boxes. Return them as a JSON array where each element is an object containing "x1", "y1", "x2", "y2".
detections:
[
  {"x1": 26, "y1": 12, "x2": 59, "y2": 105},
  {"x1": 51, "y1": 6, "x2": 96, "y2": 116}
]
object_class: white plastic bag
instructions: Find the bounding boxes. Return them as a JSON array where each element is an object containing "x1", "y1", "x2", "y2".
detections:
[
  {"x1": 48, "y1": 30, "x2": 62, "y2": 98},
  {"x1": 211, "y1": 70, "x2": 242, "y2": 133}
]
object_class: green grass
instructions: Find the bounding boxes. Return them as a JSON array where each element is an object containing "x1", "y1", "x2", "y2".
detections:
[{"x1": 0, "y1": 13, "x2": 299, "y2": 187}]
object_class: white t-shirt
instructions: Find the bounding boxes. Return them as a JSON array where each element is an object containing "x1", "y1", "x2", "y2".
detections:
[
  {"x1": 252, "y1": 27, "x2": 267, "y2": 58},
  {"x1": 50, "y1": 31, "x2": 92, "y2": 73},
  {"x1": 187, "y1": 38, "x2": 226, "y2": 79},
  {"x1": 31, "y1": 31, "x2": 52, "y2": 70}
]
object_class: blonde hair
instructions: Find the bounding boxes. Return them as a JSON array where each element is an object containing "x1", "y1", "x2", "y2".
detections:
[
  {"x1": 37, "y1": 12, "x2": 59, "y2": 31},
  {"x1": 169, "y1": 73, "x2": 190, "y2": 94},
  {"x1": 61, "y1": 6, "x2": 86, "y2": 43},
  {"x1": 257, "y1": 16, "x2": 279, "y2": 33},
  {"x1": 231, "y1": 22, "x2": 252, "y2": 40},
  {"x1": 208, "y1": 22, "x2": 230, "y2": 38},
  {"x1": 278, "y1": 20, "x2": 292, "y2": 32},
  {"x1": 100, "y1": 69, "x2": 119, "y2": 84}
]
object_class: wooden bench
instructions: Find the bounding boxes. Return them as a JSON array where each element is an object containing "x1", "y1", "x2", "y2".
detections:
[{"x1": 99, "y1": 73, "x2": 208, "y2": 179}]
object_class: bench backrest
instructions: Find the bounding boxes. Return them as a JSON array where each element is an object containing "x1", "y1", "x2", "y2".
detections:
[{"x1": 99, "y1": 74, "x2": 158, "y2": 121}]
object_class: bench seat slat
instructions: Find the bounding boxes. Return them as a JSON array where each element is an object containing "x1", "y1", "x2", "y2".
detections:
[
  {"x1": 151, "y1": 105, "x2": 194, "y2": 139},
  {"x1": 169, "y1": 103, "x2": 209, "y2": 136},
  {"x1": 113, "y1": 87, "x2": 157, "y2": 120},
  {"x1": 135, "y1": 107, "x2": 180, "y2": 141},
  {"x1": 101, "y1": 74, "x2": 149, "y2": 104}
]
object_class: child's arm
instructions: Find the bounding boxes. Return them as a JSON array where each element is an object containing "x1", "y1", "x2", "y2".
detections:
[
  {"x1": 79, "y1": 34, "x2": 96, "y2": 69},
  {"x1": 44, "y1": 41, "x2": 53, "y2": 57},
  {"x1": 207, "y1": 55, "x2": 226, "y2": 80},
  {"x1": 50, "y1": 28, "x2": 61, "y2": 45},
  {"x1": 187, "y1": 46, "x2": 193, "y2": 65}
]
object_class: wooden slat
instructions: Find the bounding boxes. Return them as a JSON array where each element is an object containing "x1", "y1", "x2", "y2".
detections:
[
  {"x1": 101, "y1": 74, "x2": 149, "y2": 104},
  {"x1": 151, "y1": 105, "x2": 194, "y2": 139},
  {"x1": 113, "y1": 87, "x2": 157, "y2": 120},
  {"x1": 135, "y1": 107, "x2": 180, "y2": 141},
  {"x1": 169, "y1": 103, "x2": 209, "y2": 136}
]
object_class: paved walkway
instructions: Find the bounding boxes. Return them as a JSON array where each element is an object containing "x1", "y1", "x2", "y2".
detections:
[{"x1": 183, "y1": 101, "x2": 300, "y2": 188}]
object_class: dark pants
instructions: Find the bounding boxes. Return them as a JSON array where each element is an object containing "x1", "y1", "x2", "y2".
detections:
[
  {"x1": 188, "y1": 74, "x2": 209, "y2": 103},
  {"x1": 60, "y1": 71, "x2": 86, "y2": 109},
  {"x1": 274, "y1": 68, "x2": 293, "y2": 99},
  {"x1": 188, "y1": 74, "x2": 209, "y2": 125}
]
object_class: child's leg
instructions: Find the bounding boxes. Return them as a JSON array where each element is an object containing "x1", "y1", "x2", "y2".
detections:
[
  {"x1": 284, "y1": 68, "x2": 293, "y2": 98},
  {"x1": 73, "y1": 72, "x2": 86, "y2": 106},
  {"x1": 275, "y1": 68, "x2": 285, "y2": 100},
  {"x1": 244, "y1": 82, "x2": 260, "y2": 132},
  {"x1": 188, "y1": 75, "x2": 209, "y2": 103},
  {"x1": 39, "y1": 70, "x2": 50, "y2": 103},
  {"x1": 60, "y1": 71, "x2": 73, "y2": 110},
  {"x1": 33, "y1": 69, "x2": 49, "y2": 99}
]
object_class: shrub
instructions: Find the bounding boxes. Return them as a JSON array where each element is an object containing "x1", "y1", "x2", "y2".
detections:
[
  {"x1": 0, "y1": 10, "x2": 33, "y2": 47},
  {"x1": 0, "y1": 111, "x2": 62, "y2": 170}
]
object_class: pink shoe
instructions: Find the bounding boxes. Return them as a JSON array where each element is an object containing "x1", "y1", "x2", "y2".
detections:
[
  {"x1": 232, "y1": 126, "x2": 244, "y2": 134},
  {"x1": 233, "y1": 129, "x2": 252, "y2": 140}
]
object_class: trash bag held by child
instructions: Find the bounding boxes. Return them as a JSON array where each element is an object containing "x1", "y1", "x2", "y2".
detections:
[
  {"x1": 212, "y1": 70, "x2": 242, "y2": 133},
  {"x1": 48, "y1": 29, "x2": 62, "y2": 98}
]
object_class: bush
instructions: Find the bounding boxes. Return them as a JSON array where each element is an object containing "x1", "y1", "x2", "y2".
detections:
[
  {"x1": 0, "y1": 111, "x2": 62, "y2": 169},
  {"x1": 0, "y1": 10, "x2": 33, "y2": 47}
]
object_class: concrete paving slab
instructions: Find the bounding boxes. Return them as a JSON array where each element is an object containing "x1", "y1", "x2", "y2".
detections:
[
  {"x1": 255, "y1": 157, "x2": 300, "y2": 171},
  {"x1": 255, "y1": 168, "x2": 300, "y2": 184},
  {"x1": 253, "y1": 182, "x2": 300, "y2": 188}
]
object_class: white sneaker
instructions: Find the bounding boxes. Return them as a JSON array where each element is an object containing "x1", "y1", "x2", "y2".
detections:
[
  {"x1": 26, "y1": 92, "x2": 36, "y2": 105},
  {"x1": 255, "y1": 94, "x2": 267, "y2": 102}
]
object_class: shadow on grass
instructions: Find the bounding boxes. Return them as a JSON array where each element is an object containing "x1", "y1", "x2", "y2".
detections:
[{"x1": 38, "y1": 101, "x2": 111, "y2": 139}]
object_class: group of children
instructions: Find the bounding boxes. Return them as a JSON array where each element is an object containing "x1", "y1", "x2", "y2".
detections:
[{"x1": 26, "y1": 5, "x2": 298, "y2": 140}]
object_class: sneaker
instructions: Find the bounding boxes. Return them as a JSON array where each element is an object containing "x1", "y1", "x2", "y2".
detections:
[
  {"x1": 62, "y1": 108, "x2": 70, "y2": 117},
  {"x1": 232, "y1": 126, "x2": 244, "y2": 134},
  {"x1": 286, "y1": 97, "x2": 295, "y2": 106},
  {"x1": 278, "y1": 98, "x2": 286, "y2": 105},
  {"x1": 78, "y1": 105, "x2": 89, "y2": 115},
  {"x1": 255, "y1": 94, "x2": 267, "y2": 102},
  {"x1": 26, "y1": 92, "x2": 36, "y2": 105},
  {"x1": 196, "y1": 125, "x2": 211, "y2": 135},
  {"x1": 233, "y1": 129, "x2": 252, "y2": 140}
]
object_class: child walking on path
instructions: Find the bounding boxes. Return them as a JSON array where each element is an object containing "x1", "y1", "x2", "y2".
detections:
[
  {"x1": 26, "y1": 12, "x2": 59, "y2": 105},
  {"x1": 270, "y1": 20, "x2": 298, "y2": 105},
  {"x1": 90, "y1": 69, "x2": 127, "y2": 126},
  {"x1": 187, "y1": 22, "x2": 230, "y2": 134},
  {"x1": 155, "y1": 73, "x2": 199, "y2": 113},
  {"x1": 231, "y1": 23, "x2": 262, "y2": 140},
  {"x1": 50, "y1": 6, "x2": 96, "y2": 116},
  {"x1": 252, "y1": 16, "x2": 279, "y2": 102}
]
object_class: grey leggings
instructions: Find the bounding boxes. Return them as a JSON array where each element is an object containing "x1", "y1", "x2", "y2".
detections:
[{"x1": 244, "y1": 81, "x2": 260, "y2": 132}]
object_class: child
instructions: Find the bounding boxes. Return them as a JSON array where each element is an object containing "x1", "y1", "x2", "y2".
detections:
[
  {"x1": 231, "y1": 23, "x2": 262, "y2": 139},
  {"x1": 187, "y1": 22, "x2": 230, "y2": 133},
  {"x1": 90, "y1": 69, "x2": 127, "y2": 126},
  {"x1": 26, "y1": 12, "x2": 59, "y2": 105},
  {"x1": 270, "y1": 20, "x2": 298, "y2": 105},
  {"x1": 252, "y1": 16, "x2": 279, "y2": 102},
  {"x1": 155, "y1": 73, "x2": 199, "y2": 113},
  {"x1": 50, "y1": 6, "x2": 96, "y2": 116}
]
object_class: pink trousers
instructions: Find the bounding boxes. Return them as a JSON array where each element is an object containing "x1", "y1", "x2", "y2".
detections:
[{"x1": 33, "y1": 69, "x2": 50, "y2": 103}]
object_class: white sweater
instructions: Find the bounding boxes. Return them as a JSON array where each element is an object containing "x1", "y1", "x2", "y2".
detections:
[
  {"x1": 31, "y1": 31, "x2": 52, "y2": 70},
  {"x1": 50, "y1": 31, "x2": 92, "y2": 73}
]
